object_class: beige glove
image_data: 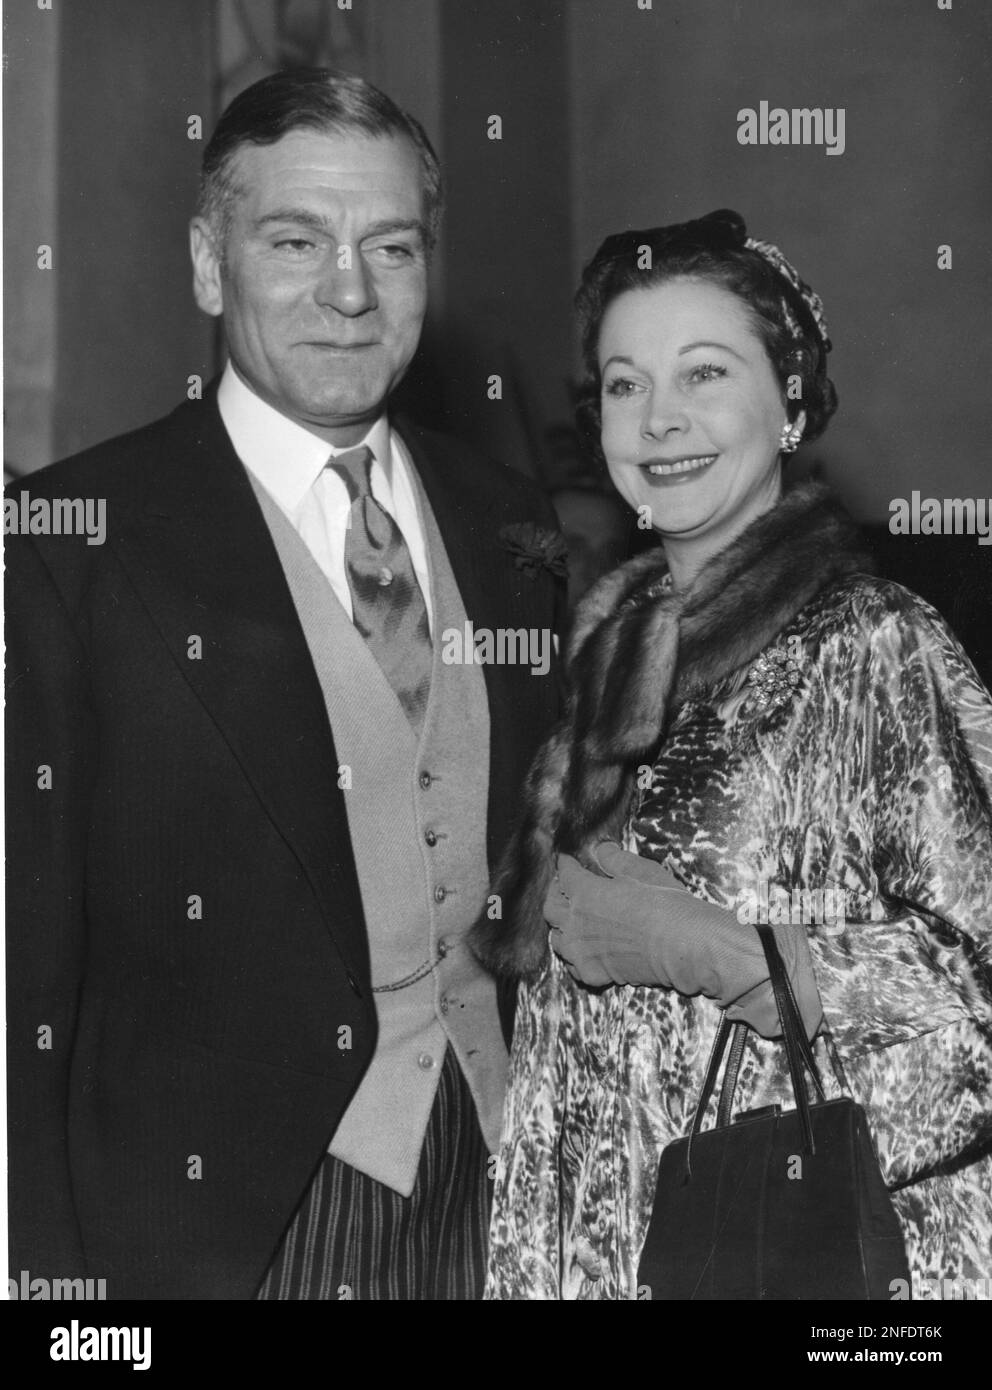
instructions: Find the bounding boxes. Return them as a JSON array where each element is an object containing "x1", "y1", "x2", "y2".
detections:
[{"x1": 546, "y1": 842, "x2": 823, "y2": 1041}]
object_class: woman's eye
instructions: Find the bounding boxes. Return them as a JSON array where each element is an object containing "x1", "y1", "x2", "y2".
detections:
[
  {"x1": 687, "y1": 363, "x2": 727, "y2": 384},
  {"x1": 604, "y1": 377, "x2": 641, "y2": 398}
]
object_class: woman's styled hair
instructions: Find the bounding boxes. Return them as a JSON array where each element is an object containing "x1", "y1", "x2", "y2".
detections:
[
  {"x1": 574, "y1": 209, "x2": 837, "y2": 462},
  {"x1": 196, "y1": 67, "x2": 444, "y2": 256}
]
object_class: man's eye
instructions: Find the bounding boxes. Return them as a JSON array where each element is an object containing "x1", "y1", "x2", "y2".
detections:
[
  {"x1": 274, "y1": 238, "x2": 315, "y2": 253},
  {"x1": 366, "y1": 243, "x2": 416, "y2": 263},
  {"x1": 687, "y1": 363, "x2": 727, "y2": 383}
]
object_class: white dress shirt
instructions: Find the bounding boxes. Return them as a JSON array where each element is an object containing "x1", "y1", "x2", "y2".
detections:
[{"x1": 217, "y1": 362, "x2": 434, "y2": 631}]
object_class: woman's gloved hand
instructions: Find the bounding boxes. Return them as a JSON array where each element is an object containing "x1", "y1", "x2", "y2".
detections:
[{"x1": 545, "y1": 842, "x2": 823, "y2": 1040}]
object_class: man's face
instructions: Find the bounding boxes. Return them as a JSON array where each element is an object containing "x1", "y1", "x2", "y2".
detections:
[{"x1": 191, "y1": 128, "x2": 429, "y2": 445}]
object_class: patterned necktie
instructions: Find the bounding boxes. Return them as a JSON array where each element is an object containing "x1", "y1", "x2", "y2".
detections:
[{"x1": 328, "y1": 446, "x2": 433, "y2": 734}]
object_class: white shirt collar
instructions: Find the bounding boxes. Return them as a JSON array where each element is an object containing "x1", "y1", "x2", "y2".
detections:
[{"x1": 217, "y1": 361, "x2": 393, "y2": 516}]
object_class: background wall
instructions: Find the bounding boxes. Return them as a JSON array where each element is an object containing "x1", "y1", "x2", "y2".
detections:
[
  {"x1": 431, "y1": 0, "x2": 573, "y2": 479},
  {"x1": 4, "y1": 0, "x2": 991, "y2": 524},
  {"x1": 566, "y1": 0, "x2": 992, "y2": 516},
  {"x1": 4, "y1": 0, "x2": 215, "y2": 471},
  {"x1": 3, "y1": 0, "x2": 61, "y2": 473}
]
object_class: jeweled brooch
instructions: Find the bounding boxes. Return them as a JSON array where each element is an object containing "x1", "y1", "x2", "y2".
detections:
[{"x1": 743, "y1": 643, "x2": 803, "y2": 715}]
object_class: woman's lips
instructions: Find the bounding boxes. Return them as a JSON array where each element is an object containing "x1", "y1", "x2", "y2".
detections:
[{"x1": 638, "y1": 454, "x2": 719, "y2": 482}]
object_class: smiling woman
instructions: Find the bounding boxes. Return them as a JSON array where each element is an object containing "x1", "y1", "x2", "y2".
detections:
[
  {"x1": 476, "y1": 209, "x2": 992, "y2": 1301},
  {"x1": 597, "y1": 280, "x2": 792, "y2": 588},
  {"x1": 575, "y1": 209, "x2": 835, "y2": 589}
]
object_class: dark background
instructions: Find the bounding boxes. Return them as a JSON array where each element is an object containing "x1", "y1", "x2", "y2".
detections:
[{"x1": 4, "y1": 0, "x2": 990, "y2": 671}]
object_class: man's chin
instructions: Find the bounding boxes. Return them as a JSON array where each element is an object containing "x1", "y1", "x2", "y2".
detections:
[{"x1": 283, "y1": 385, "x2": 392, "y2": 432}]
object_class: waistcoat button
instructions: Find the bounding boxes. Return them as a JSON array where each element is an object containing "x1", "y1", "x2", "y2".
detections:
[
  {"x1": 419, "y1": 771, "x2": 432, "y2": 789},
  {"x1": 417, "y1": 1052, "x2": 435, "y2": 1071},
  {"x1": 425, "y1": 829, "x2": 438, "y2": 847},
  {"x1": 434, "y1": 885, "x2": 447, "y2": 904}
]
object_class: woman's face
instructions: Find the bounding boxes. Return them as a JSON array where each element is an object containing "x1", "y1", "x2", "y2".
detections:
[{"x1": 598, "y1": 277, "x2": 795, "y2": 550}]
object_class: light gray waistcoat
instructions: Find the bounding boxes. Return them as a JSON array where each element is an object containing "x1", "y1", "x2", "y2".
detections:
[{"x1": 247, "y1": 466, "x2": 507, "y2": 1196}]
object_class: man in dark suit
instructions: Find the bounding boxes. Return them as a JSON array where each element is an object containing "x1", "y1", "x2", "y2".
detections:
[{"x1": 6, "y1": 69, "x2": 561, "y2": 1300}]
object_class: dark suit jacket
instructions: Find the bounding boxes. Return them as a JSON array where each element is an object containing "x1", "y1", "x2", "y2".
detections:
[{"x1": 5, "y1": 390, "x2": 562, "y2": 1299}]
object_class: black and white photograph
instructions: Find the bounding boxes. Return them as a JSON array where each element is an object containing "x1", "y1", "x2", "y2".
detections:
[{"x1": 3, "y1": 0, "x2": 991, "y2": 1359}]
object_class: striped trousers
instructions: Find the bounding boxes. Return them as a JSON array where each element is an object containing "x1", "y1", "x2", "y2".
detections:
[{"x1": 255, "y1": 1047, "x2": 492, "y2": 1300}]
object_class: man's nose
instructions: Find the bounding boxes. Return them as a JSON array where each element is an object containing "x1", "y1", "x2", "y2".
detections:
[
  {"x1": 641, "y1": 386, "x2": 690, "y2": 441},
  {"x1": 314, "y1": 245, "x2": 377, "y2": 316}
]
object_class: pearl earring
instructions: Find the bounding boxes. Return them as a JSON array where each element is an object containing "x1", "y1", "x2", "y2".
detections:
[{"x1": 779, "y1": 421, "x2": 803, "y2": 454}]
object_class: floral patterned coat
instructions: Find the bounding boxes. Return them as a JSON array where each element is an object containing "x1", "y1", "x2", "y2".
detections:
[{"x1": 485, "y1": 575, "x2": 992, "y2": 1300}]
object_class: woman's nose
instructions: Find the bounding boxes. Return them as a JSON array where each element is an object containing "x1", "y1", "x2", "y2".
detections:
[
  {"x1": 641, "y1": 387, "x2": 690, "y2": 441},
  {"x1": 314, "y1": 245, "x2": 377, "y2": 316}
]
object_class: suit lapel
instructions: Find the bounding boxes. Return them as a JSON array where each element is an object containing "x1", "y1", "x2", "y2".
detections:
[
  {"x1": 400, "y1": 425, "x2": 521, "y2": 721},
  {"x1": 397, "y1": 423, "x2": 557, "y2": 868},
  {"x1": 109, "y1": 396, "x2": 372, "y2": 992}
]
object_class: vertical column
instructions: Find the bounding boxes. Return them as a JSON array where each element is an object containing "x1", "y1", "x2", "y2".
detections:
[
  {"x1": 435, "y1": 0, "x2": 573, "y2": 476},
  {"x1": 51, "y1": 0, "x2": 215, "y2": 461},
  {"x1": 3, "y1": 2, "x2": 61, "y2": 476}
]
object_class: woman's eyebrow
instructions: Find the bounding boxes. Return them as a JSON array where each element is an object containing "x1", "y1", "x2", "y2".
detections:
[
  {"x1": 679, "y1": 340, "x2": 748, "y2": 362},
  {"x1": 602, "y1": 342, "x2": 750, "y2": 371}
]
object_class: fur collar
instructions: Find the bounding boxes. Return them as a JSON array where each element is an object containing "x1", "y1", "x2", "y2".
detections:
[{"x1": 472, "y1": 481, "x2": 874, "y2": 979}]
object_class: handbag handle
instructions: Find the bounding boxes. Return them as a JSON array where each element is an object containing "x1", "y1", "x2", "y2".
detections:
[{"x1": 684, "y1": 924, "x2": 826, "y2": 1177}]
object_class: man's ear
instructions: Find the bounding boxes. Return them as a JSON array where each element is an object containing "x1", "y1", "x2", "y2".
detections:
[{"x1": 190, "y1": 218, "x2": 224, "y2": 317}]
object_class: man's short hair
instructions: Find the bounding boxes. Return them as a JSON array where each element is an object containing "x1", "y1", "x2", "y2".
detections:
[{"x1": 196, "y1": 67, "x2": 444, "y2": 257}]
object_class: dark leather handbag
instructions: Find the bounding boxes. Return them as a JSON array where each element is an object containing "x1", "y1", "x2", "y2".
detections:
[{"x1": 637, "y1": 923, "x2": 910, "y2": 1300}]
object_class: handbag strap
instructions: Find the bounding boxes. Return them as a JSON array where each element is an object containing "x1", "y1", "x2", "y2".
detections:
[
  {"x1": 716, "y1": 1021, "x2": 747, "y2": 1128},
  {"x1": 683, "y1": 1014, "x2": 736, "y2": 1179},
  {"x1": 759, "y1": 923, "x2": 826, "y2": 1108},
  {"x1": 685, "y1": 926, "x2": 827, "y2": 1173}
]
